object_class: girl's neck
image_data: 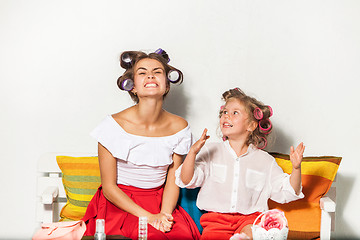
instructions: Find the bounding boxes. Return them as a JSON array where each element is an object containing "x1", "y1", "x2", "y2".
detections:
[
  {"x1": 228, "y1": 138, "x2": 249, "y2": 157},
  {"x1": 134, "y1": 98, "x2": 164, "y2": 125}
]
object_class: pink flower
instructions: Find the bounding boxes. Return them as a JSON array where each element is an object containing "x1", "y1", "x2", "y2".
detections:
[{"x1": 259, "y1": 209, "x2": 287, "y2": 231}]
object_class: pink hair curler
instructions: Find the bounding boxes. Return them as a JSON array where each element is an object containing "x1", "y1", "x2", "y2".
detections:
[
  {"x1": 253, "y1": 107, "x2": 263, "y2": 120},
  {"x1": 257, "y1": 137, "x2": 267, "y2": 149},
  {"x1": 268, "y1": 105, "x2": 273, "y2": 117},
  {"x1": 259, "y1": 119, "x2": 272, "y2": 134}
]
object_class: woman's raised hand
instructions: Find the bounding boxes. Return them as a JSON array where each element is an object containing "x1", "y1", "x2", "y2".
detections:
[
  {"x1": 189, "y1": 128, "x2": 210, "y2": 155},
  {"x1": 290, "y1": 142, "x2": 305, "y2": 170}
]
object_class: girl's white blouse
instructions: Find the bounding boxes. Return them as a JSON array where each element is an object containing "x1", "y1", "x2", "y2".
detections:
[
  {"x1": 91, "y1": 115, "x2": 192, "y2": 189},
  {"x1": 175, "y1": 141, "x2": 304, "y2": 214}
]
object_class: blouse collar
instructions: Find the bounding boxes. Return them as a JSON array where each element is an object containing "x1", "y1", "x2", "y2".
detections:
[{"x1": 223, "y1": 140, "x2": 257, "y2": 159}]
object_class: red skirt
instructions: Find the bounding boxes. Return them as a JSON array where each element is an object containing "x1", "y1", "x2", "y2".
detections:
[{"x1": 82, "y1": 184, "x2": 200, "y2": 240}]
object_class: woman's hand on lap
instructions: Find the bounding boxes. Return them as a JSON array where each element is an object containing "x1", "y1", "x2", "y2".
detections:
[{"x1": 148, "y1": 213, "x2": 174, "y2": 232}]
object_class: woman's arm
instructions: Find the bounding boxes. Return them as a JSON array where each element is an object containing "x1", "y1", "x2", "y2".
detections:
[
  {"x1": 161, "y1": 153, "x2": 183, "y2": 215},
  {"x1": 99, "y1": 143, "x2": 171, "y2": 232},
  {"x1": 98, "y1": 143, "x2": 151, "y2": 217}
]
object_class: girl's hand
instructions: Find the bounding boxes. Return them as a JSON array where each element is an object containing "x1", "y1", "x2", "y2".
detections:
[
  {"x1": 290, "y1": 142, "x2": 305, "y2": 170},
  {"x1": 189, "y1": 128, "x2": 210, "y2": 155},
  {"x1": 148, "y1": 213, "x2": 174, "y2": 232}
]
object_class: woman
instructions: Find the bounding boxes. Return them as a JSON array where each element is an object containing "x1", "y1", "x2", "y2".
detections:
[{"x1": 82, "y1": 49, "x2": 200, "y2": 240}]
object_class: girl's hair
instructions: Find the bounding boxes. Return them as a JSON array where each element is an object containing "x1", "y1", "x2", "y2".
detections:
[
  {"x1": 220, "y1": 88, "x2": 273, "y2": 149},
  {"x1": 116, "y1": 50, "x2": 183, "y2": 103}
]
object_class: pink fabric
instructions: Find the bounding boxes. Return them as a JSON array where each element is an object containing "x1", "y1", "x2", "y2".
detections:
[
  {"x1": 32, "y1": 220, "x2": 86, "y2": 240},
  {"x1": 82, "y1": 184, "x2": 200, "y2": 240}
]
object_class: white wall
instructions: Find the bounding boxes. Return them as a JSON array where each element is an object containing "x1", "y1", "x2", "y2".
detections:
[{"x1": 1, "y1": 0, "x2": 359, "y2": 239}]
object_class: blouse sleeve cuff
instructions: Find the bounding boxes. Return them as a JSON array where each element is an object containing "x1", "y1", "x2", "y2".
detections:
[
  {"x1": 284, "y1": 174, "x2": 305, "y2": 199},
  {"x1": 175, "y1": 165, "x2": 202, "y2": 189}
]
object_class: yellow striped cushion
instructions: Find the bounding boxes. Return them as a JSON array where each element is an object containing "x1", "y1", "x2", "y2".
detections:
[
  {"x1": 56, "y1": 156, "x2": 101, "y2": 221},
  {"x1": 268, "y1": 153, "x2": 341, "y2": 240}
]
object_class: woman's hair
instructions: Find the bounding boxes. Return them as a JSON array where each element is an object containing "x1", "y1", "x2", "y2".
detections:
[
  {"x1": 220, "y1": 88, "x2": 273, "y2": 149},
  {"x1": 116, "y1": 50, "x2": 183, "y2": 103}
]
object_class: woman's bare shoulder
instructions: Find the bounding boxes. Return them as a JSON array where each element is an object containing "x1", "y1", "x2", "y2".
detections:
[
  {"x1": 111, "y1": 107, "x2": 135, "y2": 124},
  {"x1": 164, "y1": 111, "x2": 188, "y2": 132}
]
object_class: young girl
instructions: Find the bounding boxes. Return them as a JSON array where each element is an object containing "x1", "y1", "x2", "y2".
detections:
[
  {"x1": 82, "y1": 49, "x2": 200, "y2": 240},
  {"x1": 175, "y1": 88, "x2": 305, "y2": 240}
]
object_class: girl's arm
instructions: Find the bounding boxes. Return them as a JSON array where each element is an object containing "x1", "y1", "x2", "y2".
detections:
[
  {"x1": 98, "y1": 143, "x2": 168, "y2": 230},
  {"x1": 180, "y1": 128, "x2": 209, "y2": 185},
  {"x1": 289, "y1": 142, "x2": 305, "y2": 195}
]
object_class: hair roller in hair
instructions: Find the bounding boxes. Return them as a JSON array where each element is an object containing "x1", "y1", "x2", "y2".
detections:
[
  {"x1": 258, "y1": 137, "x2": 267, "y2": 150},
  {"x1": 268, "y1": 105, "x2": 273, "y2": 117},
  {"x1": 120, "y1": 79, "x2": 134, "y2": 91},
  {"x1": 154, "y1": 48, "x2": 170, "y2": 63},
  {"x1": 259, "y1": 119, "x2": 272, "y2": 134},
  {"x1": 167, "y1": 70, "x2": 182, "y2": 83},
  {"x1": 121, "y1": 52, "x2": 132, "y2": 69},
  {"x1": 253, "y1": 107, "x2": 263, "y2": 120}
]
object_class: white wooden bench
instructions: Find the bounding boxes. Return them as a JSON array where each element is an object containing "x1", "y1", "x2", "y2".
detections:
[{"x1": 36, "y1": 152, "x2": 337, "y2": 239}]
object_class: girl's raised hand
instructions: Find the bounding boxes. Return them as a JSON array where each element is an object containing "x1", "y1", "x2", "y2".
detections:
[
  {"x1": 290, "y1": 142, "x2": 305, "y2": 170},
  {"x1": 189, "y1": 128, "x2": 210, "y2": 155}
]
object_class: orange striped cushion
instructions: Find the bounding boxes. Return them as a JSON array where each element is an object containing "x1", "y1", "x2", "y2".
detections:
[
  {"x1": 56, "y1": 156, "x2": 101, "y2": 221},
  {"x1": 268, "y1": 153, "x2": 341, "y2": 239}
]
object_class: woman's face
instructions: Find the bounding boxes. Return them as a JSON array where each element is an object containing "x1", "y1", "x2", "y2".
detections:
[
  {"x1": 220, "y1": 98, "x2": 255, "y2": 140},
  {"x1": 132, "y1": 58, "x2": 168, "y2": 99}
]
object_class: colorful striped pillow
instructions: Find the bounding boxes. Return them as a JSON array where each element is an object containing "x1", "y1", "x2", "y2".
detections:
[
  {"x1": 268, "y1": 153, "x2": 341, "y2": 240},
  {"x1": 56, "y1": 156, "x2": 101, "y2": 221}
]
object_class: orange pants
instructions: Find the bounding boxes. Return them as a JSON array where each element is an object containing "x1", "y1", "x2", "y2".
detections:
[{"x1": 200, "y1": 212, "x2": 260, "y2": 240}]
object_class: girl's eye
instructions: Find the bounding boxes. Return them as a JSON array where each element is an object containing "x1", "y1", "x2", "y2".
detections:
[
  {"x1": 223, "y1": 111, "x2": 228, "y2": 114},
  {"x1": 234, "y1": 111, "x2": 239, "y2": 115},
  {"x1": 139, "y1": 72, "x2": 146, "y2": 75}
]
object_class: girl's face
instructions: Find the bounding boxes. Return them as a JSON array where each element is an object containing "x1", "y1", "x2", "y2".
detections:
[
  {"x1": 220, "y1": 98, "x2": 255, "y2": 140},
  {"x1": 132, "y1": 58, "x2": 168, "y2": 99}
]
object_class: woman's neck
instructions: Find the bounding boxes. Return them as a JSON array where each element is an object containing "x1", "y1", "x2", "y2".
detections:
[{"x1": 135, "y1": 98, "x2": 164, "y2": 125}]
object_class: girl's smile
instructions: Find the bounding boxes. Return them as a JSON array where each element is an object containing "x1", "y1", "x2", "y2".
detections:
[{"x1": 220, "y1": 98, "x2": 254, "y2": 140}]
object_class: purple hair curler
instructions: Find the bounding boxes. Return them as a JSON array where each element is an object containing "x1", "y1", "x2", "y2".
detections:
[
  {"x1": 167, "y1": 70, "x2": 182, "y2": 83},
  {"x1": 154, "y1": 48, "x2": 170, "y2": 63},
  {"x1": 121, "y1": 52, "x2": 132, "y2": 69},
  {"x1": 120, "y1": 79, "x2": 134, "y2": 91}
]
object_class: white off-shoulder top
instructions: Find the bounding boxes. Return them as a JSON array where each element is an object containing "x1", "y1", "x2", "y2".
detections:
[{"x1": 91, "y1": 115, "x2": 193, "y2": 189}]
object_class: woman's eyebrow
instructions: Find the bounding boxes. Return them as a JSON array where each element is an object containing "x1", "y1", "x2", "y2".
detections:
[
  {"x1": 136, "y1": 67, "x2": 164, "y2": 72},
  {"x1": 136, "y1": 67, "x2": 147, "y2": 72}
]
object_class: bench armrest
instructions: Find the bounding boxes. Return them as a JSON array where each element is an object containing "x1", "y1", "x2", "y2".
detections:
[
  {"x1": 320, "y1": 196, "x2": 336, "y2": 239},
  {"x1": 320, "y1": 196, "x2": 336, "y2": 213},
  {"x1": 41, "y1": 186, "x2": 59, "y2": 204}
]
